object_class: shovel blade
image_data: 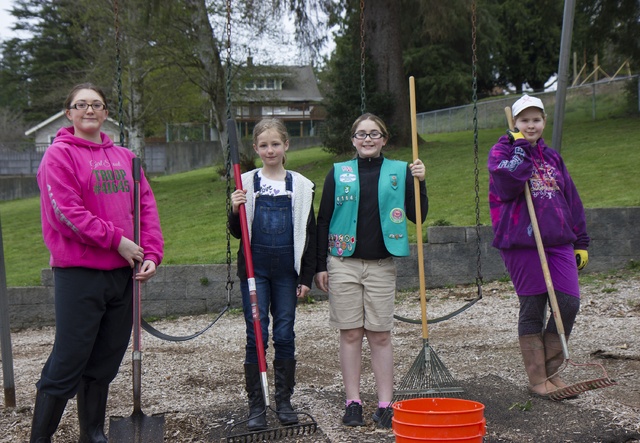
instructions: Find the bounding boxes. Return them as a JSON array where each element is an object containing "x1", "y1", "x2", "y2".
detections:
[{"x1": 109, "y1": 411, "x2": 165, "y2": 443}]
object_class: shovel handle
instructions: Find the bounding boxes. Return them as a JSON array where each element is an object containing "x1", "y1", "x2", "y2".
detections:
[
  {"x1": 504, "y1": 107, "x2": 569, "y2": 359},
  {"x1": 132, "y1": 157, "x2": 143, "y2": 412}
]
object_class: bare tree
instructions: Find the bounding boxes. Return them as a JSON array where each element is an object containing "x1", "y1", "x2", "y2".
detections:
[{"x1": 0, "y1": 108, "x2": 29, "y2": 142}]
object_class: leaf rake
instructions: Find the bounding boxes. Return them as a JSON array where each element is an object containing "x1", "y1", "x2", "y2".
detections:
[
  {"x1": 223, "y1": 119, "x2": 318, "y2": 442},
  {"x1": 378, "y1": 77, "x2": 464, "y2": 428}
]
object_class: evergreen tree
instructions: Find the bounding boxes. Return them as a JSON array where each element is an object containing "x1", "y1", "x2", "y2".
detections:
[
  {"x1": 494, "y1": 0, "x2": 563, "y2": 92},
  {"x1": 319, "y1": 0, "x2": 393, "y2": 155},
  {"x1": 2, "y1": 0, "x2": 89, "y2": 123}
]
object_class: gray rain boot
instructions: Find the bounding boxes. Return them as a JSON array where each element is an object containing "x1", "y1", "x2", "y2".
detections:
[
  {"x1": 273, "y1": 359, "x2": 299, "y2": 425},
  {"x1": 76, "y1": 379, "x2": 109, "y2": 443},
  {"x1": 244, "y1": 363, "x2": 267, "y2": 431},
  {"x1": 518, "y1": 334, "x2": 556, "y2": 397},
  {"x1": 29, "y1": 390, "x2": 68, "y2": 443}
]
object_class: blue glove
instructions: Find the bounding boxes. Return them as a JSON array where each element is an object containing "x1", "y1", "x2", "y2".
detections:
[{"x1": 575, "y1": 249, "x2": 589, "y2": 270}]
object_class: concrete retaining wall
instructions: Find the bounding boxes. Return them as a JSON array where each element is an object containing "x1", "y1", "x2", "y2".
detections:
[{"x1": 3, "y1": 207, "x2": 639, "y2": 329}]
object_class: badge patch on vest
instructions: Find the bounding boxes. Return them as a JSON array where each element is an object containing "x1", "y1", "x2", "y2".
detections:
[
  {"x1": 328, "y1": 233, "x2": 355, "y2": 255},
  {"x1": 389, "y1": 174, "x2": 399, "y2": 189},
  {"x1": 339, "y1": 173, "x2": 356, "y2": 183},
  {"x1": 390, "y1": 207, "x2": 405, "y2": 224}
]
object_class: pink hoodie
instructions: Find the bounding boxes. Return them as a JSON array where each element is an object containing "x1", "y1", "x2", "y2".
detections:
[{"x1": 37, "y1": 126, "x2": 164, "y2": 269}]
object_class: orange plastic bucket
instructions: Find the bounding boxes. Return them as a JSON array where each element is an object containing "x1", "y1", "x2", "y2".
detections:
[
  {"x1": 392, "y1": 398, "x2": 486, "y2": 442},
  {"x1": 392, "y1": 417, "x2": 486, "y2": 438},
  {"x1": 394, "y1": 434, "x2": 484, "y2": 443}
]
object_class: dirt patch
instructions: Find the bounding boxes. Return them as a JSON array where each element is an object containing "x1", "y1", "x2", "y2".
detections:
[{"x1": 2, "y1": 269, "x2": 640, "y2": 442}]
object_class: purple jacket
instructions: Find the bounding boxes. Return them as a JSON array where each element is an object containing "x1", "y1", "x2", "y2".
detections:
[{"x1": 488, "y1": 135, "x2": 589, "y2": 251}]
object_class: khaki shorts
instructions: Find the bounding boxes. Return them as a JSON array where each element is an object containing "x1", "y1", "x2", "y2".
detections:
[{"x1": 327, "y1": 255, "x2": 397, "y2": 331}]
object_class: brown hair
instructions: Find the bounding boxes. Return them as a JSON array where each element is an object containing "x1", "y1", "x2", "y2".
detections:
[
  {"x1": 350, "y1": 113, "x2": 389, "y2": 139},
  {"x1": 63, "y1": 83, "x2": 108, "y2": 110}
]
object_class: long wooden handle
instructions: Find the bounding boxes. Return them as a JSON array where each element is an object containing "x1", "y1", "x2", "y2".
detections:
[
  {"x1": 504, "y1": 107, "x2": 569, "y2": 358},
  {"x1": 410, "y1": 77, "x2": 428, "y2": 340}
]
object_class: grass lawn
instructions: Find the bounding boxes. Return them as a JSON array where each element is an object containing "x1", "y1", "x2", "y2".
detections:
[{"x1": 1, "y1": 110, "x2": 639, "y2": 286}]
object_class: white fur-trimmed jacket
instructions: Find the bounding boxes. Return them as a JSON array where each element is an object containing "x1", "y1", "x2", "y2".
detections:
[{"x1": 228, "y1": 169, "x2": 317, "y2": 287}]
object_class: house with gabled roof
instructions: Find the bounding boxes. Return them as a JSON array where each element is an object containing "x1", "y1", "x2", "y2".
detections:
[
  {"x1": 233, "y1": 61, "x2": 325, "y2": 138},
  {"x1": 25, "y1": 111, "x2": 124, "y2": 151}
]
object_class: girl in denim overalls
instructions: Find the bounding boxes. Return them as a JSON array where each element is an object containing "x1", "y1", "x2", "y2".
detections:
[{"x1": 228, "y1": 118, "x2": 316, "y2": 431}]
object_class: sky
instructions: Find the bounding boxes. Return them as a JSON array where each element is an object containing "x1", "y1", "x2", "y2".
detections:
[
  {"x1": 0, "y1": 0, "x2": 16, "y2": 41},
  {"x1": 0, "y1": 0, "x2": 334, "y2": 65}
]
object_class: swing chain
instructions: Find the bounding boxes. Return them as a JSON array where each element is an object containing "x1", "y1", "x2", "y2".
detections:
[
  {"x1": 225, "y1": 0, "x2": 233, "y2": 122},
  {"x1": 225, "y1": 0, "x2": 234, "y2": 292},
  {"x1": 471, "y1": 0, "x2": 483, "y2": 291},
  {"x1": 359, "y1": 0, "x2": 366, "y2": 114},
  {"x1": 114, "y1": 0, "x2": 125, "y2": 147}
]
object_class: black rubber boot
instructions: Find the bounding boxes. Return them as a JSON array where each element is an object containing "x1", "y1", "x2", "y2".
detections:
[
  {"x1": 77, "y1": 379, "x2": 109, "y2": 443},
  {"x1": 244, "y1": 363, "x2": 267, "y2": 431},
  {"x1": 29, "y1": 390, "x2": 68, "y2": 443},
  {"x1": 274, "y1": 359, "x2": 299, "y2": 425}
]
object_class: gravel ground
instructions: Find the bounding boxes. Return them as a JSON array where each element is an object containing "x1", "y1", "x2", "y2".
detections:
[{"x1": 1, "y1": 267, "x2": 639, "y2": 442}]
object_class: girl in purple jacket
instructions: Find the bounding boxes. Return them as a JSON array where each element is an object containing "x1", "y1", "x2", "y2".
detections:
[
  {"x1": 31, "y1": 83, "x2": 164, "y2": 442},
  {"x1": 488, "y1": 94, "x2": 589, "y2": 399}
]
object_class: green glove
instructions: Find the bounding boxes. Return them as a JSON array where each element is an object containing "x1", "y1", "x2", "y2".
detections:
[
  {"x1": 506, "y1": 128, "x2": 525, "y2": 143},
  {"x1": 575, "y1": 249, "x2": 589, "y2": 270}
]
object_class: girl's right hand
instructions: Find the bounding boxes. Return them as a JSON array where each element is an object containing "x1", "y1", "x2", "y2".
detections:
[
  {"x1": 314, "y1": 271, "x2": 329, "y2": 293},
  {"x1": 231, "y1": 189, "x2": 247, "y2": 213}
]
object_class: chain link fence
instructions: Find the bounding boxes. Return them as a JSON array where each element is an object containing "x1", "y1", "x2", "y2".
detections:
[{"x1": 416, "y1": 76, "x2": 638, "y2": 135}]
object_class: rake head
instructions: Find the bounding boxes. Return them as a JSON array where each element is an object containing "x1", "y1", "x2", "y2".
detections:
[
  {"x1": 395, "y1": 342, "x2": 465, "y2": 399},
  {"x1": 547, "y1": 358, "x2": 618, "y2": 401},
  {"x1": 225, "y1": 411, "x2": 317, "y2": 443},
  {"x1": 377, "y1": 342, "x2": 464, "y2": 429},
  {"x1": 548, "y1": 377, "x2": 617, "y2": 401}
]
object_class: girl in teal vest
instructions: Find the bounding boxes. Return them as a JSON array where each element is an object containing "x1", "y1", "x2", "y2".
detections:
[{"x1": 315, "y1": 113, "x2": 428, "y2": 428}]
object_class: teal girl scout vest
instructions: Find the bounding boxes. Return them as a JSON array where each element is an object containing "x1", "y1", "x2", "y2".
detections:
[{"x1": 328, "y1": 158, "x2": 409, "y2": 257}]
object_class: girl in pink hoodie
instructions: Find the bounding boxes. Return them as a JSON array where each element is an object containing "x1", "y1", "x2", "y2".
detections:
[{"x1": 31, "y1": 83, "x2": 164, "y2": 443}]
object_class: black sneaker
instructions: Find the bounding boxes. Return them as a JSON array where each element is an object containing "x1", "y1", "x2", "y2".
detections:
[
  {"x1": 342, "y1": 401, "x2": 364, "y2": 426},
  {"x1": 372, "y1": 406, "x2": 393, "y2": 428}
]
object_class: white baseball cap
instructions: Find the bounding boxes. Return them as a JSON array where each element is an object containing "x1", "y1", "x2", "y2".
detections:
[{"x1": 512, "y1": 94, "x2": 545, "y2": 117}]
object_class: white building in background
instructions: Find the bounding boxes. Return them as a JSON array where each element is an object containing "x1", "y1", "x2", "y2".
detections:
[{"x1": 25, "y1": 111, "x2": 124, "y2": 151}]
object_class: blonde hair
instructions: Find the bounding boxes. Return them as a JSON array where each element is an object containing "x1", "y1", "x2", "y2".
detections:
[
  {"x1": 253, "y1": 118, "x2": 289, "y2": 165},
  {"x1": 253, "y1": 118, "x2": 289, "y2": 145}
]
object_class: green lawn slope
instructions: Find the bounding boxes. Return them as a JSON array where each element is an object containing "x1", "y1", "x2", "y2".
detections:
[{"x1": 1, "y1": 113, "x2": 638, "y2": 287}]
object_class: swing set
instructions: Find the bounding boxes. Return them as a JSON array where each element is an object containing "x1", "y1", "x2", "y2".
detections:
[{"x1": 0, "y1": 0, "x2": 617, "y2": 440}]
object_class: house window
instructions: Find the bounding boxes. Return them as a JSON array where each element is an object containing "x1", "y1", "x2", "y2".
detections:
[
  {"x1": 243, "y1": 78, "x2": 282, "y2": 91},
  {"x1": 288, "y1": 103, "x2": 310, "y2": 112}
]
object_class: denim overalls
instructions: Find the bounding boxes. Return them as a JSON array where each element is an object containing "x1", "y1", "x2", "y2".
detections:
[{"x1": 242, "y1": 172, "x2": 298, "y2": 364}]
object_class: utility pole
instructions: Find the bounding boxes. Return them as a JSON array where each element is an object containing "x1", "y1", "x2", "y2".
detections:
[{"x1": 552, "y1": 0, "x2": 577, "y2": 153}]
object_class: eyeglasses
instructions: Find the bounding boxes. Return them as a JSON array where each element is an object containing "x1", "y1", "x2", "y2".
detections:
[
  {"x1": 69, "y1": 102, "x2": 106, "y2": 111},
  {"x1": 352, "y1": 131, "x2": 384, "y2": 140}
]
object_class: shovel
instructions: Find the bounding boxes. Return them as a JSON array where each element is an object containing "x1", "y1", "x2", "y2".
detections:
[{"x1": 109, "y1": 157, "x2": 165, "y2": 442}]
